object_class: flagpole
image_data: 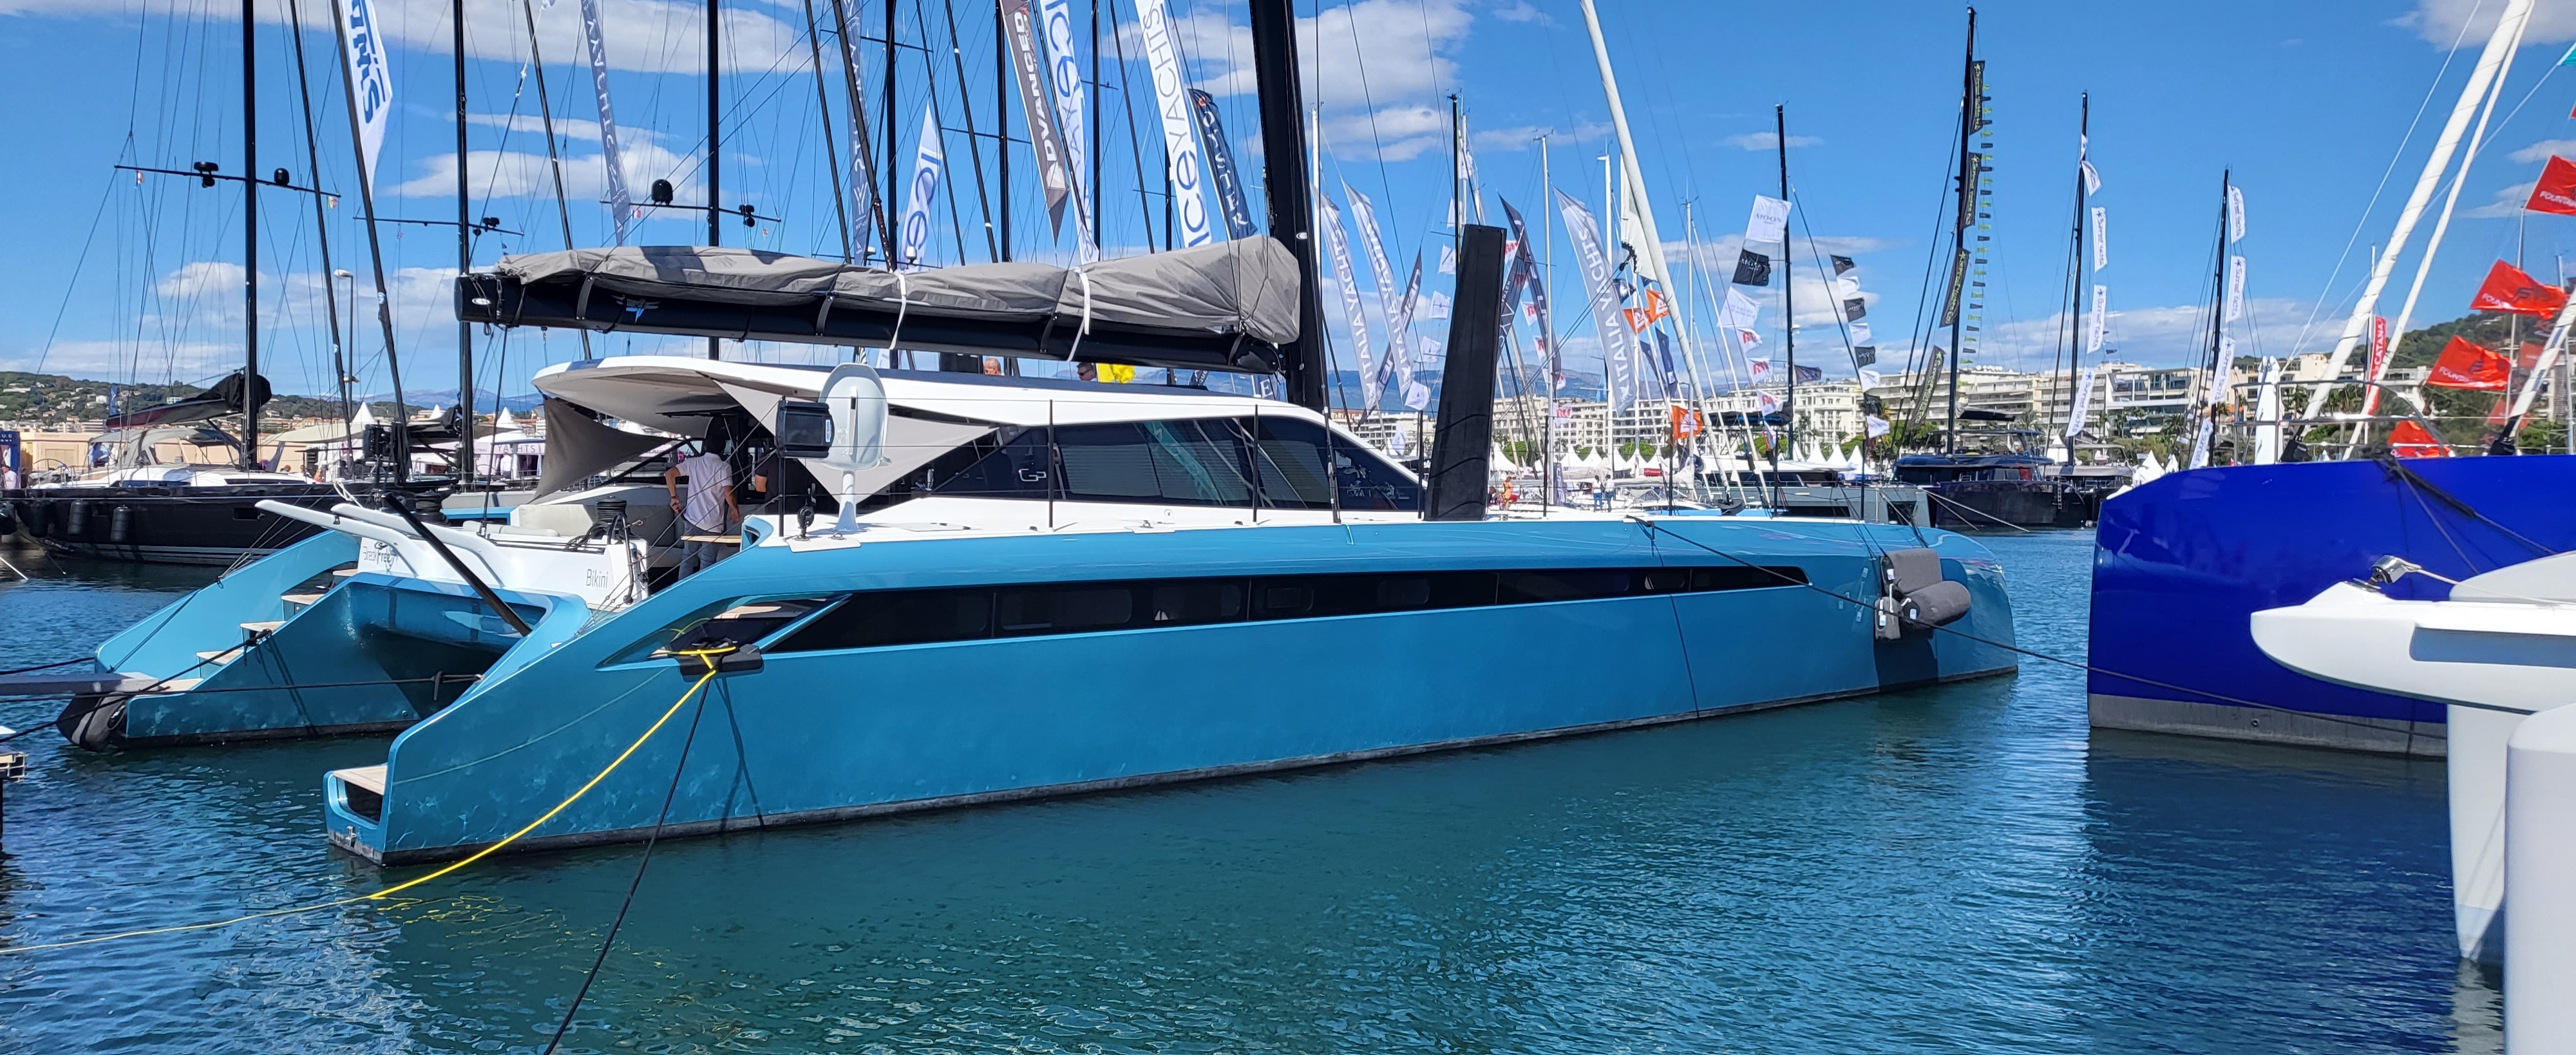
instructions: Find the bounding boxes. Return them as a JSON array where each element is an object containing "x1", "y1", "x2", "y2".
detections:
[
  {"x1": 1540, "y1": 132, "x2": 1553, "y2": 512},
  {"x1": 1777, "y1": 104, "x2": 1795, "y2": 459},
  {"x1": 705, "y1": 0, "x2": 723, "y2": 359},
  {"x1": 242, "y1": 0, "x2": 261, "y2": 470},
  {"x1": 454, "y1": 0, "x2": 475, "y2": 484}
]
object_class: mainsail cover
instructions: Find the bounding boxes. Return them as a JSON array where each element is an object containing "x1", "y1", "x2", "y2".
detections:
[{"x1": 468, "y1": 239, "x2": 1301, "y2": 372}]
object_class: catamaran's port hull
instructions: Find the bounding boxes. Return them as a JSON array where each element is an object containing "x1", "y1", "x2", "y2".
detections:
[{"x1": 327, "y1": 517, "x2": 2020, "y2": 865}]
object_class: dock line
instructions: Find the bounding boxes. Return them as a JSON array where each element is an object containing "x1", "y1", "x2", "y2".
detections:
[{"x1": 0, "y1": 647, "x2": 737, "y2": 956}]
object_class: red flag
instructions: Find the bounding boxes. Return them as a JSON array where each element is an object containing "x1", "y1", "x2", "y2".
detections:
[
  {"x1": 2529, "y1": 157, "x2": 2576, "y2": 216},
  {"x1": 2470, "y1": 260, "x2": 2569, "y2": 317},
  {"x1": 2427, "y1": 336, "x2": 2513, "y2": 390},
  {"x1": 1669, "y1": 405, "x2": 1702, "y2": 441},
  {"x1": 2389, "y1": 420, "x2": 2450, "y2": 458}
]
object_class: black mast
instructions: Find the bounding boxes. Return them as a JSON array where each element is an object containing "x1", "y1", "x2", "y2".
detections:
[
  {"x1": 330, "y1": 5, "x2": 412, "y2": 482},
  {"x1": 706, "y1": 0, "x2": 723, "y2": 359},
  {"x1": 2202, "y1": 168, "x2": 2230, "y2": 461},
  {"x1": 1249, "y1": 0, "x2": 1325, "y2": 410},
  {"x1": 996, "y1": 0, "x2": 1010, "y2": 263},
  {"x1": 1944, "y1": 8, "x2": 1975, "y2": 454},
  {"x1": 1777, "y1": 103, "x2": 1794, "y2": 455},
  {"x1": 2065, "y1": 92, "x2": 2088, "y2": 469},
  {"x1": 242, "y1": 0, "x2": 260, "y2": 469},
  {"x1": 283, "y1": 0, "x2": 349, "y2": 430},
  {"x1": 455, "y1": 0, "x2": 474, "y2": 484}
]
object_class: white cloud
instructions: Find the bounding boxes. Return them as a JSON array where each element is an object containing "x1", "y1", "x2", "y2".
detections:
[
  {"x1": 1142, "y1": 0, "x2": 1473, "y2": 164},
  {"x1": 2401, "y1": 0, "x2": 2576, "y2": 46},
  {"x1": 1470, "y1": 120, "x2": 1611, "y2": 153},
  {"x1": 2510, "y1": 138, "x2": 2576, "y2": 164},
  {"x1": 1721, "y1": 132, "x2": 1823, "y2": 152},
  {"x1": 2465, "y1": 180, "x2": 2537, "y2": 218},
  {"x1": 0, "y1": 0, "x2": 806, "y2": 73},
  {"x1": 1490, "y1": 1, "x2": 1548, "y2": 24},
  {"x1": 387, "y1": 133, "x2": 700, "y2": 201}
]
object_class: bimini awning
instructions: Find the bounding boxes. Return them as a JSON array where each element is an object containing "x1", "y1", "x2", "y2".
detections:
[{"x1": 457, "y1": 239, "x2": 1303, "y2": 375}]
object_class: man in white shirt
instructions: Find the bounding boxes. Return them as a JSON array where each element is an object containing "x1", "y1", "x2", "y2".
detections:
[{"x1": 665, "y1": 445, "x2": 739, "y2": 577}]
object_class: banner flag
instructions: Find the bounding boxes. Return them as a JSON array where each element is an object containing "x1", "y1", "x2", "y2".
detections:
[
  {"x1": 2472, "y1": 259, "x2": 2570, "y2": 316},
  {"x1": 2189, "y1": 417, "x2": 2214, "y2": 469},
  {"x1": 1848, "y1": 321, "x2": 1873, "y2": 347},
  {"x1": 1732, "y1": 250, "x2": 1772, "y2": 287},
  {"x1": 2064, "y1": 364, "x2": 2099, "y2": 439},
  {"x1": 1558, "y1": 192, "x2": 1638, "y2": 407},
  {"x1": 1737, "y1": 328, "x2": 1761, "y2": 353},
  {"x1": 1346, "y1": 186, "x2": 1401, "y2": 334},
  {"x1": 1792, "y1": 365, "x2": 1823, "y2": 384},
  {"x1": 2079, "y1": 158, "x2": 2101, "y2": 195},
  {"x1": 1499, "y1": 196, "x2": 1557, "y2": 384},
  {"x1": 1135, "y1": 0, "x2": 1213, "y2": 246},
  {"x1": 1842, "y1": 298, "x2": 1867, "y2": 322},
  {"x1": 1419, "y1": 290, "x2": 1452, "y2": 321},
  {"x1": 2363, "y1": 314, "x2": 2392, "y2": 415},
  {"x1": 829, "y1": 0, "x2": 880, "y2": 258},
  {"x1": 1439, "y1": 244, "x2": 1457, "y2": 275},
  {"x1": 1385, "y1": 254, "x2": 1424, "y2": 394},
  {"x1": 1001, "y1": 0, "x2": 1072, "y2": 236},
  {"x1": 2226, "y1": 256, "x2": 2246, "y2": 322},
  {"x1": 1858, "y1": 368, "x2": 1882, "y2": 390},
  {"x1": 1756, "y1": 391, "x2": 1781, "y2": 414},
  {"x1": 897, "y1": 109, "x2": 945, "y2": 269},
  {"x1": 2428, "y1": 336, "x2": 2513, "y2": 390},
  {"x1": 2528, "y1": 157, "x2": 2576, "y2": 216},
  {"x1": 1853, "y1": 346, "x2": 1876, "y2": 367},
  {"x1": 1747, "y1": 357, "x2": 1772, "y2": 383},
  {"x1": 1745, "y1": 195, "x2": 1791, "y2": 245},
  {"x1": 337, "y1": 0, "x2": 396, "y2": 195},
  {"x1": 1187, "y1": 90, "x2": 1257, "y2": 240},
  {"x1": 1320, "y1": 198, "x2": 1379, "y2": 409},
  {"x1": 1403, "y1": 380, "x2": 1432, "y2": 412},
  {"x1": 2226, "y1": 185, "x2": 2246, "y2": 243},
  {"x1": 2090, "y1": 206, "x2": 2108, "y2": 271},
  {"x1": 1037, "y1": 0, "x2": 1097, "y2": 260},
  {"x1": 2087, "y1": 284, "x2": 2108, "y2": 353},
  {"x1": 2389, "y1": 419, "x2": 2450, "y2": 458},
  {"x1": 1830, "y1": 254, "x2": 1857, "y2": 276},
  {"x1": 1940, "y1": 247, "x2": 1969, "y2": 326},
  {"x1": 1721, "y1": 286, "x2": 1760, "y2": 331},
  {"x1": 1832, "y1": 274, "x2": 1862, "y2": 299},
  {"x1": 1865, "y1": 414, "x2": 1891, "y2": 439}
]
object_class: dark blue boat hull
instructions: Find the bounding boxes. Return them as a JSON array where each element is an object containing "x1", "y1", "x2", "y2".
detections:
[{"x1": 2087, "y1": 455, "x2": 2576, "y2": 755}]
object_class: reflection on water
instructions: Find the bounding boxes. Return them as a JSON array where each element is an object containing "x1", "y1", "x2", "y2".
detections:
[{"x1": 0, "y1": 533, "x2": 2498, "y2": 1052}]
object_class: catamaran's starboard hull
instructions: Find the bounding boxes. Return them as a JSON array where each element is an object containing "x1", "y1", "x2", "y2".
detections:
[
  {"x1": 2087, "y1": 455, "x2": 2576, "y2": 756},
  {"x1": 327, "y1": 517, "x2": 2018, "y2": 864}
]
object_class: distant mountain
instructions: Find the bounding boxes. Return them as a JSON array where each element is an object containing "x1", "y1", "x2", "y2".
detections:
[{"x1": 354, "y1": 388, "x2": 548, "y2": 413}]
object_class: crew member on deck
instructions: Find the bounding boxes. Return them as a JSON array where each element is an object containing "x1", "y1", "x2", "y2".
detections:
[{"x1": 666, "y1": 442, "x2": 739, "y2": 578}]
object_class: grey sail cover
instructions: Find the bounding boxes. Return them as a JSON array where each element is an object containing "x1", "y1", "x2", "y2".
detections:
[{"x1": 493, "y1": 238, "x2": 1299, "y2": 344}]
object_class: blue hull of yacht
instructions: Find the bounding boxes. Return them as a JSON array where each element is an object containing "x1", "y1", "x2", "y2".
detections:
[
  {"x1": 2087, "y1": 455, "x2": 2576, "y2": 756},
  {"x1": 325, "y1": 517, "x2": 2016, "y2": 864}
]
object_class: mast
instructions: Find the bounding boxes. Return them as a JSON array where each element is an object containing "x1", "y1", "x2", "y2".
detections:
[
  {"x1": 801, "y1": 0, "x2": 851, "y2": 261},
  {"x1": 455, "y1": 0, "x2": 474, "y2": 484},
  {"x1": 330, "y1": 0, "x2": 412, "y2": 482},
  {"x1": 518, "y1": 0, "x2": 591, "y2": 359},
  {"x1": 283, "y1": 0, "x2": 348, "y2": 430},
  {"x1": 1777, "y1": 104, "x2": 1794, "y2": 456},
  {"x1": 1539, "y1": 131, "x2": 1552, "y2": 509},
  {"x1": 1944, "y1": 8, "x2": 1975, "y2": 454},
  {"x1": 995, "y1": 0, "x2": 1010, "y2": 262},
  {"x1": 2304, "y1": 0, "x2": 2532, "y2": 417},
  {"x1": 241, "y1": 0, "x2": 260, "y2": 469},
  {"x1": 1249, "y1": 0, "x2": 1326, "y2": 412},
  {"x1": 705, "y1": 0, "x2": 722, "y2": 359},
  {"x1": 2202, "y1": 170, "x2": 2230, "y2": 463},
  {"x1": 2066, "y1": 91, "x2": 2087, "y2": 466},
  {"x1": 1577, "y1": 0, "x2": 1704, "y2": 462}
]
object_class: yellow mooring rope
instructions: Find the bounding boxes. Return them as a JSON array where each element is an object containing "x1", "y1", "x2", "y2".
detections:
[{"x1": 0, "y1": 649, "x2": 737, "y2": 955}]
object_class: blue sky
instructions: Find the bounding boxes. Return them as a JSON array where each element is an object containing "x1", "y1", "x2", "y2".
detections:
[{"x1": 3, "y1": 0, "x2": 2573, "y2": 404}]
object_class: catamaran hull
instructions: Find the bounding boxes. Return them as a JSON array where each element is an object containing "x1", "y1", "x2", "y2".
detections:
[
  {"x1": 2087, "y1": 455, "x2": 2576, "y2": 756},
  {"x1": 325, "y1": 517, "x2": 2018, "y2": 864},
  {"x1": 10, "y1": 486, "x2": 341, "y2": 565}
]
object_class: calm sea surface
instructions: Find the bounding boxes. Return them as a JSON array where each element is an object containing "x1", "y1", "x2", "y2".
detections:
[{"x1": 0, "y1": 533, "x2": 2495, "y2": 1053}]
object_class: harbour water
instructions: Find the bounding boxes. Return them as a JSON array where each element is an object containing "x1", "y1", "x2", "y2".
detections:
[{"x1": 0, "y1": 533, "x2": 2495, "y2": 1052}]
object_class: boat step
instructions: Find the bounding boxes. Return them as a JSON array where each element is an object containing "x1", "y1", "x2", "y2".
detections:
[
  {"x1": 279, "y1": 591, "x2": 325, "y2": 607},
  {"x1": 195, "y1": 645, "x2": 245, "y2": 664},
  {"x1": 332, "y1": 568, "x2": 358, "y2": 578},
  {"x1": 240, "y1": 620, "x2": 283, "y2": 636},
  {"x1": 332, "y1": 765, "x2": 388, "y2": 795}
]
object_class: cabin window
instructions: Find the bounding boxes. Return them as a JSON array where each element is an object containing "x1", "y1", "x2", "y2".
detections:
[
  {"x1": 762, "y1": 564, "x2": 1811, "y2": 656},
  {"x1": 607, "y1": 596, "x2": 835, "y2": 665},
  {"x1": 917, "y1": 415, "x2": 1417, "y2": 511}
]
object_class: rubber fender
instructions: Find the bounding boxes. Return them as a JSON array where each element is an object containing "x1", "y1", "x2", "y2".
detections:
[
  {"x1": 1901, "y1": 580, "x2": 1971, "y2": 628},
  {"x1": 64, "y1": 501, "x2": 88, "y2": 537},
  {"x1": 1882, "y1": 547, "x2": 1944, "y2": 594},
  {"x1": 55, "y1": 693, "x2": 126, "y2": 752},
  {"x1": 108, "y1": 504, "x2": 133, "y2": 544}
]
